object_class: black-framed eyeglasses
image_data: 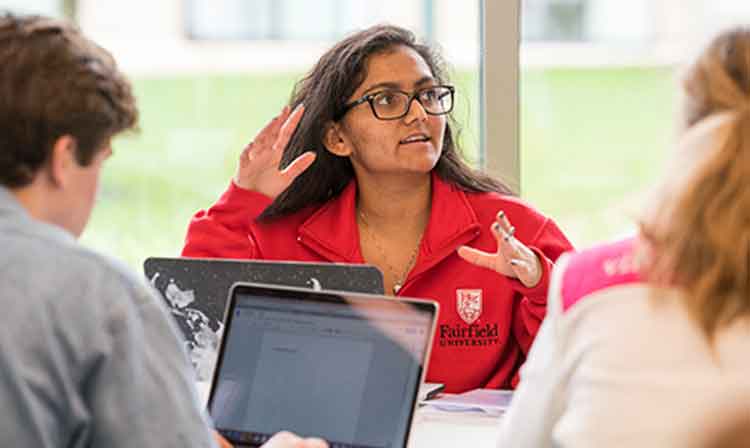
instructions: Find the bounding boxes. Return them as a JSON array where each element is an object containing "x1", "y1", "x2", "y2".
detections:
[{"x1": 337, "y1": 85, "x2": 455, "y2": 121}]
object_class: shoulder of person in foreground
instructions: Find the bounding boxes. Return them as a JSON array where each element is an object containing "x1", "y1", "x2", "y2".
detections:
[
  {"x1": 72, "y1": 247, "x2": 217, "y2": 446},
  {"x1": 496, "y1": 235, "x2": 642, "y2": 447},
  {"x1": 0, "y1": 232, "x2": 217, "y2": 447}
]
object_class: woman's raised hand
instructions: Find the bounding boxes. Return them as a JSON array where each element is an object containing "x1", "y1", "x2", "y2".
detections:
[
  {"x1": 234, "y1": 104, "x2": 317, "y2": 198},
  {"x1": 457, "y1": 211, "x2": 543, "y2": 288}
]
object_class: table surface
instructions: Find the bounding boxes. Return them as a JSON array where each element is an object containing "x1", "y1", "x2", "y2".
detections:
[
  {"x1": 196, "y1": 382, "x2": 501, "y2": 448},
  {"x1": 409, "y1": 407, "x2": 501, "y2": 448}
]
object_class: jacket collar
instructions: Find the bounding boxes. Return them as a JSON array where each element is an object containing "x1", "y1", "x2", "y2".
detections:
[
  {"x1": 297, "y1": 171, "x2": 480, "y2": 263},
  {"x1": 297, "y1": 180, "x2": 362, "y2": 262}
]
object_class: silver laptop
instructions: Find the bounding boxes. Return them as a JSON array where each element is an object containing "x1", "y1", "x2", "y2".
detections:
[
  {"x1": 208, "y1": 282, "x2": 439, "y2": 448},
  {"x1": 143, "y1": 257, "x2": 384, "y2": 381}
]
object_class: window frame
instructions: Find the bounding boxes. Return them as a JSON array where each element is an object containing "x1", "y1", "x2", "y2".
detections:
[{"x1": 481, "y1": 0, "x2": 520, "y2": 194}]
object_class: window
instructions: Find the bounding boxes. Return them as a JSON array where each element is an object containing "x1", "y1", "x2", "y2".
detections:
[
  {"x1": 12, "y1": 0, "x2": 750, "y2": 263},
  {"x1": 0, "y1": 0, "x2": 62, "y2": 16},
  {"x1": 523, "y1": 0, "x2": 588, "y2": 42},
  {"x1": 518, "y1": 0, "x2": 750, "y2": 246},
  {"x1": 63, "y1": 0, "x2": 480, "y2": 269},
  {"x1": 185, "y1": 0, "x2": 409, "y2": 41},
  {"x1": 186, "y1": 0, "x2": 277, "y2": 40}
]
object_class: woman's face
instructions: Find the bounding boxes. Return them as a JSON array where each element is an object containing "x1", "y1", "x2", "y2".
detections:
[{"x1": 330, "y1": 45, "x2": 447, "y2": 177}]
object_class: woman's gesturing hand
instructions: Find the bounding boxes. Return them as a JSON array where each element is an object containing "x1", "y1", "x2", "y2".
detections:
[
  {"x1": 457, "y1": 211, "x2": 543, "y2": 288},
  {"x1": 234, "y1": 104, "x2": 317, "y2": 198}
]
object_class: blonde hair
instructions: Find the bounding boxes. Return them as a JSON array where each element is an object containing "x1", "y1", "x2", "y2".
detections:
[{"x1": 640, "y1": 27, "x2": 750, "y2": 341}]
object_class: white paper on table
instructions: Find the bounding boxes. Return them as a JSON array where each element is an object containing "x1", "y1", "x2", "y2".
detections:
[
  {"x1": 423, "y1": 389, "x2": 513, "y2": 416},
  {"x1": 418, "y1": 382, "x2": 446, "y2": 401}
]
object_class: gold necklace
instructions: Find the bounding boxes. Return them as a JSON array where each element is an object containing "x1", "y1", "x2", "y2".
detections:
[{"x1": 358, "y1": 210, "x2": 423, "y2": 295}]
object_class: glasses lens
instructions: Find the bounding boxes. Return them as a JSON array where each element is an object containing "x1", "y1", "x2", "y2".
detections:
[
  {"x1": 419, "y1": 86, "x2": 453, "y2": 115},
  {"x1": 372, "y1": 91, "x2": 409, "y2": 119}
]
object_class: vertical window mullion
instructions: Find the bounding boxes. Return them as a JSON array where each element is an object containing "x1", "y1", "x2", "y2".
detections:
[{"x1": 481, "y1": 0, "x2": 520, "y2": 194}]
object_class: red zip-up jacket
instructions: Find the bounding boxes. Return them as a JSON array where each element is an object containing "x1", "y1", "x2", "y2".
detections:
[{"x1": 182, "y1": 173, "x2": 573, "y2": 393}]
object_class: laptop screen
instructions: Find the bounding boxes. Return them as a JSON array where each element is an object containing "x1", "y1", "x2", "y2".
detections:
[{"x1": 208, "y1": 284, "x2": 436, "y2": 448}]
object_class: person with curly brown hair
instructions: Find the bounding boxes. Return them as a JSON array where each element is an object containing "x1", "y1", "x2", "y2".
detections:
[{"x1": 0, "y1": 13, "x2": 325, "y2": 448}]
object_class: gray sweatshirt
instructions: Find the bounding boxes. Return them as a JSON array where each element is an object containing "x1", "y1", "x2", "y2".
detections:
[{"x1": 0, "y1": 187, "x2": 217, "y2": 447}]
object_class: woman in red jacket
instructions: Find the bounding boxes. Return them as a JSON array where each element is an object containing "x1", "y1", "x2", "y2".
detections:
[{"x1": 183, "y1": 25, "x2": 572, "y2": 393}]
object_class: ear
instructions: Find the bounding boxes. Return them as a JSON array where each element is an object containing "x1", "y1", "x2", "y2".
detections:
[
  {"x1": 322, "y1": 122, "x2": 352, "y2": 157},
  {"x1": 47, "y1": 135, "x2": 78, "y2": 188}
]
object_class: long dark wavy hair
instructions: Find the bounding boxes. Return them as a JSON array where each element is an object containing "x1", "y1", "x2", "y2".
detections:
[{"x1": 259, "y1": 24, "x2": 513, "y2": 221}]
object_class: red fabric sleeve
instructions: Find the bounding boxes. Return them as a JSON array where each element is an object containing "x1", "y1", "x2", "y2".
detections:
[
  {"x1": 181, "y1": 182, "x2": 273, "y2": 259},
  {"x1": 511, "y1": 218, "x2": 574, "y2": 356}
]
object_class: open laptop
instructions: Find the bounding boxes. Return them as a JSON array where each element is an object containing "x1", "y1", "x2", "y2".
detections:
[
  {"x1": 143, "y1": 257, "x2": 384, "y2": 381},
  {"x1": 209, "y1": 282, "x2": 438, "y2": 448}
]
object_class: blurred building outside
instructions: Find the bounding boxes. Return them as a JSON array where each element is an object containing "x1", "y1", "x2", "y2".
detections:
[{"x1": 5, "y1": 0, "x2": 750, "y2": 76}]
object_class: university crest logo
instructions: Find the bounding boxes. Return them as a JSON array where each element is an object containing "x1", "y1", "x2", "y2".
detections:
[{"x1": 456, "y1": 289, "x2": 482, "y2": 325}]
